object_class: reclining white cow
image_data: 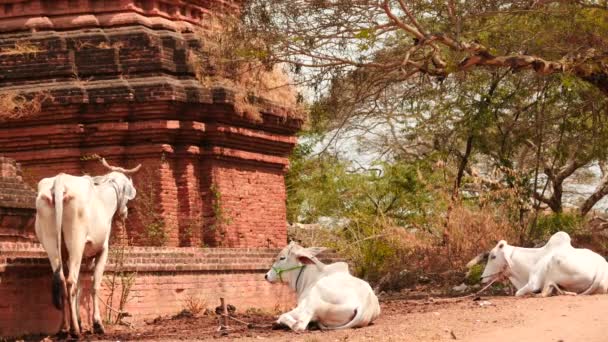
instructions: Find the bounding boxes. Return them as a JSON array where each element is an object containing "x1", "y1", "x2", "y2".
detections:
[
  {"x1": 265, "y1": 241, "x2": 380, "y2": 331},
  {"x1": 478, "y1": 231, "x2": 608, "y2": 296},
  {"x1": 35, "y1": 158, "x2": 140, "y2": 337}
]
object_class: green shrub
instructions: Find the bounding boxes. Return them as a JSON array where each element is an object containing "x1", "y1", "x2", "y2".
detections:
[
  {"x1": 529, "y1": 212, "x2": 583, "y2": 242},
  {"x1": 465, "y1": 264, "x2": 484, "y2": 285}
]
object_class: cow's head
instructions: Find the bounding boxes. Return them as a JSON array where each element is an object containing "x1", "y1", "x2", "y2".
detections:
[
  {"x1": 480, "y1": 240, "x2": 511, "y2": 283},
  {"x1": 265, "y1": 241, "x2": 326, "y2": 283},
  {"x1": 100, "y1": 158, "x2": 141, "y2": 220}
]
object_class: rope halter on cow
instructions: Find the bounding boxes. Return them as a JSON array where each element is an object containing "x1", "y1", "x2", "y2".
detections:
[
  {"x1": 481, "y1": 247, "x2": 516, "y2": 283},
  {"x1": 272, "y1": 265, "x2": 305, "y2": 282}
]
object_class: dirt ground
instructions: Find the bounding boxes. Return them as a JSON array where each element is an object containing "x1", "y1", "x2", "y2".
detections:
[{"x1": 65, "y1": 294, "x2": 606, "y2": 342}]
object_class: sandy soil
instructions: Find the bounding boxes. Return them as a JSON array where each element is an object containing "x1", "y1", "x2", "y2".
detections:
[{"x1": 27, "y1": 295, "x2": 608, "y2": 342}]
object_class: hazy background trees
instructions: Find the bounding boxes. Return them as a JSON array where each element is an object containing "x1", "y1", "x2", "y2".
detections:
[{"x1": 215, "y1": 1, "x2": 608, "y2": 284}]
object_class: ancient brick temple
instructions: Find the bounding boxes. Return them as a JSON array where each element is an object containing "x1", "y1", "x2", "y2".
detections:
[
  {"x1": 0, "y1": 1, "x2": 307, "y2": 336},
  {"x1": 0, "y1": 0, "x2": 303, "y2": 248}
]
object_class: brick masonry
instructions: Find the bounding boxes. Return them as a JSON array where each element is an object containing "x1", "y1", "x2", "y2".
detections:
[
  {"x1": 0, "y1": 0, "x2": 304, "y2": 248},
  {"x1": 0, "y1": 1, "x2": 309, "y2": 337},
  {"x1": 0, "y1": 157, "x2": 36, "y2": 242}
]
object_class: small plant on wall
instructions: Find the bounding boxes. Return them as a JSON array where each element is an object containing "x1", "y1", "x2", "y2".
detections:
[
  {"x1": 103, "y1": 232, "x2": 137, "y2": 326},
  {"x1": 206, "y1": 183, "x2": 232, "y2": 246},
  {"x1": 133, "y1": 166, "x2": 168, "y2": 246}
]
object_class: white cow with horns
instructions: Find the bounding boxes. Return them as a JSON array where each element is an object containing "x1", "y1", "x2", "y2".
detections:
[
  {"x1": 35, "y1": 158, "x2": 141, "y2": 337},
  {"x1": 477, "y1": 231, "x2": 608, "y2": 297},
  {"x1": 265, "y1": 241, "x2": 380, "y2": 331}
]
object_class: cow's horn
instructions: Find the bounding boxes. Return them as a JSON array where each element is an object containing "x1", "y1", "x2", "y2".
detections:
[
  {"x1": 101, "y1": 158, "x2": 141, "y2": 174},
  {"x1": 101, "y1": 158, "x2": 121, "y2": 172},
  {"x1": 123, "y1": 164, "x2": 142, "y2": 174}
]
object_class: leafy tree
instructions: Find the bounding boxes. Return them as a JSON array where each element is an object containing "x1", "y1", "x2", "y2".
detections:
[{"x1": 238, "y1": 1, "x2": 608, "y2": 95}]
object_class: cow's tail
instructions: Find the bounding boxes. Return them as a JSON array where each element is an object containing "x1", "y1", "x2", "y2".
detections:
[
  {"x1": 581, "y1": 262, "x2": 604, "y2": 295},
  {"x1": 52, "y1": 176, "x2": 64, "y2": 310},
  {"x1": 322, "y1": 304, "x2": 366, "y2": 330},
  {"x1": 319, "y1": 298, "x2": 378, "y2": 331}
]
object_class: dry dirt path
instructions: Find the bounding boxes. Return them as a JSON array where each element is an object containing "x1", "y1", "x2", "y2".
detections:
[{"x1": 100, "y1": 295, "x2": 608, "y2": 342}]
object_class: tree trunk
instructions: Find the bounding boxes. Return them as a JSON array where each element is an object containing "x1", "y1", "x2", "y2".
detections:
[
  {"x1": 453, "y1": 135, "x2": 474, "y2": 199},
  {"x1": 549, "y1": 182, "x2": 563, "y2": 213},
  {"x1": 580, "y1": 165, "x2": 608, "y2": 216}
]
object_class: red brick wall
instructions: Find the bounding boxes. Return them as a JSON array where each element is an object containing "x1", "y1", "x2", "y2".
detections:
[
  {"x1": 0, "y1": 0, "x2": 303, "y2": 249},
  {"x1": 202, "y1": 159, "x2": 288, "y2": 248},
  {"x1": 0, "y1": 242, "x2": 299, "y2": 337},
  {"x1": 0, "y1": 157, "x2": 36, "y2": 242}
]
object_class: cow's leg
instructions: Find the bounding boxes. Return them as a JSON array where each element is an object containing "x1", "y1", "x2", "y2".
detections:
[
  {"x1": 540, "y1": 282, "x2": 556, "y2": 297},
  {"x1": 58, "y1": 267, "x2": 70, "y2": 336},
  {"x1": 277, "y1": 311, "x2": 299, "y2": 330},
  {"x1": 91, "y1": 244, "x2": 109, "y2": 334},
  {"x1": 35, "y1": 214, "x2": 70, "y2": 335},
  {"x1": 66, "y1": 257, "x2": 83, "y2": 337},
  {"x1": 515, "y1": 282, "x2": 537, "y2": 297},
  {"x1": 75, "y1": 278, "x2": 83, "y2": 333},
  {"x1": 277, "y1": 305, "x2": 314, "y2": 332},
  {"x1": 553, "y1": 285, "x2": 577, "y2": 296}
]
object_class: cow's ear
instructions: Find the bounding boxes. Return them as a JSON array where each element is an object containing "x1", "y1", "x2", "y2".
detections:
[
  {"x1": 297, "y1": 256, "x2": 316, "y2": 265},
  {"x1": 303, "y1": 247, "x2": 327, "y2": 257},
  {"x1": 294, "y1": 246, "x2": 327, "y2": 264},
  {"x1": 123, "y1": 182, "x2": 136, "y2": 200}
]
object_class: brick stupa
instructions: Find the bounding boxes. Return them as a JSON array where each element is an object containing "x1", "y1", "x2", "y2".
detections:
[{"x1": 0, "y1": 0, "x2": 303, "y2": 248}]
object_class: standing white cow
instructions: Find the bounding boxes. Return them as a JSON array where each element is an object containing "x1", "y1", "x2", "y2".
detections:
[
  {"x1": 265, "y1": 241, "x2": 380, "y2": 331},
  {"x1": 35, "y1": 158, "x2": 140, "y2": 337}
]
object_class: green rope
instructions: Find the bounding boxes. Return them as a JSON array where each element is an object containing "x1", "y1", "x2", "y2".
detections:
[{"x1": 272, "y1": 265, "x2": 305, "y2": 282}]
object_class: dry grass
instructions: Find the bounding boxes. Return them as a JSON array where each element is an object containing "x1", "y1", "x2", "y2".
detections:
[
  {"x1": 0, "y1": 91, "x2": 52, "y2": 122},
  {"x1": 187, "y1": 13, "x2": 304, "y2": 122},
  {"x1": 443, "y1": 205, "x2": 518, "y2": 269},
  {"x1": 0, "y1": 41, "x2": 43, "y2": 55},
  {"x1": 189, "y1": 51, "x2": 301, "y2": 121},
  {"x1": 183, "y1": 295, "x2": 207, "y2": 316},
  {"x1": 289, "y1": 204, "x2": 517, "y2": 289}
]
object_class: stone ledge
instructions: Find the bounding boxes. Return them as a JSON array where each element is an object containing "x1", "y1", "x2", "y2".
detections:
[
  {"x1": 0, "y1": 80, "x2": 302, "y2": 128},
  {"x1": 0, "y1": 244, "x2": 340, "y2": 274},
  {"x1": 0, "y1": 0, "x2": 240, "y2": 33}
]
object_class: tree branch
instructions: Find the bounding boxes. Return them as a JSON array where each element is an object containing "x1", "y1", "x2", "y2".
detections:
[{"x1": 580, "y1": 160, "x2": 608, "y2": 216}]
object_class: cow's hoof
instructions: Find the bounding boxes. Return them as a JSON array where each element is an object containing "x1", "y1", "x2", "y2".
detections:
[
  {"x1": 56, "y1": 329, "x2": 69, "y2": 339},
  {"x1": 307, "y1": 321, "x2": 321, "y2": 331},
  {"x1": 93, "y1": 321, "x2": 105, "y2": 334},
  {"x1": 69, "y1": 329, "x2": 81, "y2": 339},
  {"x1": 271, "y1": 322, "x2": 290, "y2": 330}
]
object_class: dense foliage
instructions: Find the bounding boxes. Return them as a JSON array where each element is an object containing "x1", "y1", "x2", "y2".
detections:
[{"x1": 234, "y1": 1, "x2": 608, "y2": 284}]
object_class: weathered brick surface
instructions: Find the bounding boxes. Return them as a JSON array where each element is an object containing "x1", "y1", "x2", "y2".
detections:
[
  {"x1": 202, "y1": 159, "x2": 288, "y2": 248},
  {"x1": 0, "y1": 1, "x2": 303, "y2": 247},
  {"x1": 0, "y1": 243, "x2": 341, "y2": 337},
  {"x1": 0, "y1": 157, "x2": 36, "y2": 242},
  {"x1": 0, "y1": 2, "x2": 310, "y2": 337}
]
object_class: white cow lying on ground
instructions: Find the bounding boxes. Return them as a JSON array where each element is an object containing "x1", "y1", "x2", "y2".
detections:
[
  {"x1": 478, "y1": 231, "x2": 608, "y2": 296},
  {"x1": 35, "y1": 158, "x2": 140, "y2": 337},
  {"x1": 479, "y1": 231, "x2": 572, "y2": 290},
  {"x1": 265, "y1": 241, "x2": 380, "y2": 331},
  {"x1": 516, "y1": 241, "x2": 608, "y2": 296}
]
